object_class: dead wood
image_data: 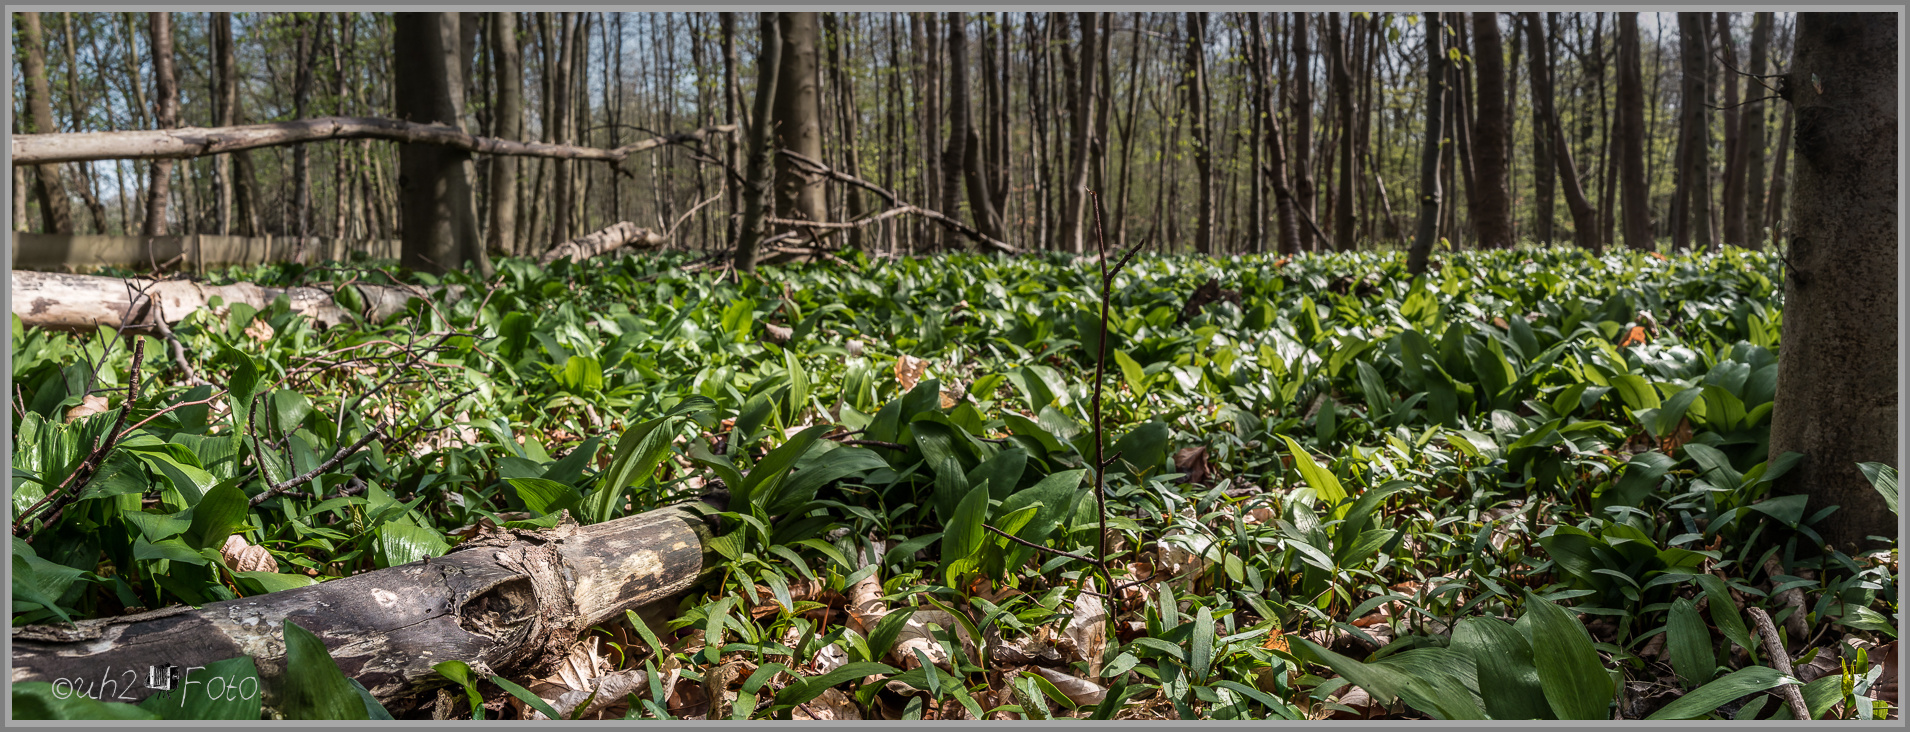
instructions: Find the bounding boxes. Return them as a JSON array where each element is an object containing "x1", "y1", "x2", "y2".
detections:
[
  {"x1": 1178, "y1": 278, "x2": 1242, "y2": 323},
  {"x1": 538, "y1": 221, "x2": 669, "y2": 265},
  {"x1": 9, "y1": 505, "x2": 717, "y2": 714},
  {"x1": 10, "y1": 269, "x2": 454, "y2": 332},
  {"x1": 11, "y1": 116, "x2": 735, "y2": 168}
]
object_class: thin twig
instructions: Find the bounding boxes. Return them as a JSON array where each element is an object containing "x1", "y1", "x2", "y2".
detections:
[
  {"x1": 16, "y1": 337, "x2": 147, "y2": 536},
  {"x1": 249, "y1": 426, "x2": 387, "y2": 506},
  {"x1": 985, "y1": 524, "x2": 1099, "y2": 564},
  {"x1": 1707, "y1": 94, "x2": 1781, "y2": 111},
  {"x1": 1747, "y1": 606, "x2": 1812, "y2": 720}
]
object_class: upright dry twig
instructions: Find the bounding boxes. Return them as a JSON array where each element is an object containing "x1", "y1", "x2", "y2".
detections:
[{"x1": 1747, "y1": 606, "x2": 1812, "y2": 720}]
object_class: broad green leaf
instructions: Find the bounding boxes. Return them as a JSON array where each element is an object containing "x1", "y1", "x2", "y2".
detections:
[
  {"x1": 1114, "y1": 349, "x2": 1148, "y2": 395},
  {"x1": 774, "y1": 662, "x2": 899, "y2": 708},
  {"x1": 138, "y1": 656, "x2": 263, "y2": 720},
  {"x1": 740, "y1": 424, "x2": 833, "y2": 507},
  {"x1": 941, "y1": 481, "x2": 992, "y2": 587},
  {"x1": 374, "y1": 523, "x2": 450, "y2": 568},
  {"x1": 12, "y1": 682, "x2": 159, "y2": 720},
  {"x1": 1666, "y1": 597, "x2": 1718, "y2": 689},
  {"x1": 1190, "y1": 606, "x2": 1215, "y2": 682},
  {"x1": 1452, "y1": 616, "x2": 1553, "y2": 720},
  {"x1": 277, "y1": 620, "x2": 370, "y2": 720},
  {"x1": 1646, "y1": 666, "x2": 1798, "y2": 720},
  {"x1": 509, "y1": 477, "x2": 583, "y2": 518},
  {"x1": 1522, "y1": 592, "x2": 1614, "y2": 720},
  {"x1": 1858, "y1": 462, "x2": 1898, "y2": 515},
  {"x1": 490, "y1": 675, "x2": 563, "y2": 720},
  {"x1": 1695, "y1": 573, "x2": 1756, "y2": 656},
  {"x1": 181, "y1": 480, "x2": 250, "y2": 551}
]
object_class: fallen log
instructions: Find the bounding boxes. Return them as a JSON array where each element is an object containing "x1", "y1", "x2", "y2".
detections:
[
  {"x1": 10, "y1": 505, "x2": 717, "y2": 714},
  {"x1": 9, "y1": 269, "x2": 453, "y2": 332},
  {"x1": 11, "y1": 116, "x2": 736, "y2": 167},
  {"x1": 539, "y1": 221, "x2": 669, "y2": 265}
]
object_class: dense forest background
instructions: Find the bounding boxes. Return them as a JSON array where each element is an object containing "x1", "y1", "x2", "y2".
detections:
[{"x1": 11, "y1": 11, "x2": 1795, "y2": 258}]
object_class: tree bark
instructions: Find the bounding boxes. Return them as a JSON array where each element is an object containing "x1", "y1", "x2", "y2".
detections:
[
  {"x1": 290, "y1": 14, "x2": 317, "y2": 243},
  {"x1": 138, "y1": 13, "x2": 178, "y2": 238},
  {"x1": 1328, "y1": 13, "x2": 1357, "y2": 252},
  {"x1": 1765, "y1": 103, "x2": 1794, "y2": 239},
  {"x1": 1248, "y1": 13, "x2": 1301, "y2": 256},
  {"x1": 486, "y1": 12, "x2": 522, "y2": 256},
  {"x1": 734, "y1": 12, "x2": 783, "y2": 273},
  {"x1": 1524, "y1": 12, "x2": 1556, "y2": 245},
  {"x1": 1767, "y1": 12, "x2": 1898, "y2": 553},
  {"x1": 1616, "y1": 13, "x2": 1653, "y2": 251},
  {"x1": 1470, "y1": 12, "x2": 1514, "y2": 250},
  {"x1": 17, "y1": 12, "x2": 74, "y2": 234},
  {"x1": 1718, "y1": 13, "x2": 1748, "y2": 248},
  {"x1": 1674, "y1": 13, "x2": 1716, "y2": 251},
  {"x1": 10, "y1": 506, "x2": 714, "y2": 713},
  {"x1": 1057, "y1": 13, "x2": 1101, "y2": 254},
  {"x1": 394, "y1": 13, "x2": 487, "y2": 276},
  {"x1": 538, "y1": 221, "x2": 670, "y2": 265},
  {"x1": 1184, "y1": 13, "x2": 1215, "y2": 255},
  {"x1": 1741, "y1": 12, "x2": 1773, "y2": 249},
  {"x1": 772, "y1": 12, "x2": 826, "y2": 227},
  {"x1": 1524, "y1": 13, "x2": 1599, "y2": 253},
  {"x1": 1405, "y1": 13, "x2": 1446, "y2": 277},
  {"x1": 1290, "y1": 13, "x2": 1317, "y2": 252}
]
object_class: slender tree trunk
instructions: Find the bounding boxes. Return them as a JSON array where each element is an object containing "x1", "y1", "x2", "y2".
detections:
[
  {"x1": 394, "y1": 12, "x2": 487, "y2": 275},
  {"x1": 1524, "y1": 13, "x2": 1598, "y2": 253},
  {"x1": 1765, "y1": 104, "x2": 1793, "y2": 240},
  {"x1": 1450, "y1": 13, "x2": 1477, "y2": 249},
  {"x1": 1523, "y1": 13, "x2": 1556, "y2": 245},
  {"x1": 1717, "y1": 13, "x2": 1748, "y2": 247},
  {"x1": 1741, "y1": 12, "x2": 1773, "y2": 248},
  {"x1": 211, "y1": 13, "x2": 234, "y2": 236},
  {"x1": 1469, "y1": 12, "x2": 1513, "y2": 249},
  {"x1": 17, "y1": 13, "x2": 73, "y2": 234},
  {"x1": 1184, "y1": 13, "x2": 1214, "y2": 255},
  {"x1": 1406, "y1": 12, "x2": 1446, "y2": 276},
  {"x1": 1329, "y1": 13, "x2": 1358, "y2": 251},
  {"x1": 941, "y1": 13, "x2": 970, "y2": 239},
  {"x1": 1058, "y1": 12, "x2": 1101, "y2": 254},
  {"x1": 140, "y1": 13, "x2": 178, "y2": 237},
  {"x1": 290, "y1": 14, "x2": 317, "y2": 244},
  {"x1": 921, "y1": 12, "x2": 942, "y2": 242},
  {"x1": 1112, "y1": 13, "x2": 1150, "y2": 251},
  {"x1": 1290, "y1": 13, "x2": 1317, "y2": 251},
  {"x1": 1616, "y1": 13, "x2": 1653, "y2": 251},
  {"x1": 1675, "y1": 13, "x2": 1715, "y2": 251},
  {"x1": 486, "y1": 11, "x2": 522, "y2": 256},
  {"x1": 1248, "y1": 13, "x2": 1301, "y2": 256},
  {"x1": 1767, "y1": 13, "x2": 1898, "y2": 552},
  {"x1": 721, "y1": 12, "x2": 742, "y2": 247},
  {"x1": 735, "y1": 12, "x2": 783, "y2": 272},
  {"x1": 59, "y1": 14, "x2": 108, "y2": 234}
]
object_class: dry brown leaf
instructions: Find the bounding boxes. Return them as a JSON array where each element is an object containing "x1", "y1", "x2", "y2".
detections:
[
  {"x1": 1322, "y1": 684, "x2": 1377, "y2": 719},
  {"x1": 764, "y1": 323, "x2": 793, "y2": 344},
  {"x1": 846, "y1": 540, "x2": 888, "y2": 635},
  {"x1": 893, "y1": 608, "x2": 978, "y2": 672},
  {"x1": 893, "y1": 355, "x2": 929, "y2": 390},
  {"x1": 1173, "y1": 446, "x2": 1212, "y2": 486},
  {"x1": 220, "y1": 534, "x2": 277, "y2": 574},
  {"x1": 791, "y1": 688, "x2": 862, "y2": 720},
  {"x1": 243, "y1": 317, "x2": 276, "y2": 342},
  {"x1": 64, "y1": 394, "x2": 110, "y2": 423},
  {"x1": 1032, "y1": 667, "x2": 1107, "y2": 706},
  {"x1": 536, "y1": 669, "x2": 648, "y2": 720},
  {"x1": 1063, "y1": 580, "x2": 1109, "y2": 676}
]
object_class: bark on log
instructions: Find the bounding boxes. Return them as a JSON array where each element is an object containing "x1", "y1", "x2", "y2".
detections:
[
  {"x1": 10, "y1": 269, "x2": 454, "y2": 332},
  {"x1": 538, "y1": 221, "x2": 668, "y2": 265},
  {"x1": 9, "y1": 506, "x2": 716, "y2": 713},
  {"x1": 10, "y1": 116, "x2": 735, "y2": 167}
]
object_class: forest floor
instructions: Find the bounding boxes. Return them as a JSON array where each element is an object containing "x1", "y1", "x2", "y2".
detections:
[{"x1": 10, "y1": 246, "x2": 1899, "y2": 720}]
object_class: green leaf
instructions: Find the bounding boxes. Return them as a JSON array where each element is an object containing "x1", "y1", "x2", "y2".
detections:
[
  {"x1": 373, "y1": 523, "x2": 450, "y2": 568},
  {"x1": 1522, "y1": 592, "x2": 1614, "y2": 720},
  {"x1": 589, "y1": 416, "x2": 680, "y2": 524},
  {"x1": 1190, "y1": 606, "x2": 1216, "y2": 682},
  {"x1": 1107, "y1": 421, "x2": 1172, "y2": 478},
  {"x1": 1695, "y1": 573, "x2": 1756, "y2": 656},
  {"x1": 1452, "y1": 616, "x2": 1553, "y2": 720},
  {"x1": 235, "y1": 571, "x2": 318, "y2": 595},
  {"x1": 181, "y1": 480, "x2": 250, "y2": 551},
  {"x1": 1114, "y1": 349, "x2": 1148, "y2": 395},
  {"x1": 433, "y1": 661, "x2": 485, "y2": 720},
  {"x1": 941, "y1": 481, "x2": 991, "y2": 587},
  {"x1": 557, "y1": 355, "x2": 605, "y2": 394},
  {"x1": 490, "y1": 675, "x2": 563, "y2": 721},
  {"x1": 348, "y1": 678, "x2": 394, "y2": 720},
  {"x1": 277, "y1": 619, "x2": 370, "y2": 720},
  {"x1": 1646, "y1": 666, "x2": 1798, "y2": 720},
  {"x1": 774, "y1": 662, "x2": 898, "y2": 708},
  {"x1": 509, "y1": 477, "x2": 583, "y2": 518},
  {"x1": 1858, "y1": 462, "x2": 1898, "y2": 516},
  {"x1": 1667, "y1": 597, "x2": 1718, "y2": 689},
  {"x1": 868, "y1": 606, "x2": 915, "y2": 660},
  {"x1": 769, "y1": 445, "x2": 887, "y2": 516},
  {"x1": 12, "y1": 682, "x2": 160, "y2": 720},
  {"x1": 740, "y1": 424, "x2": 833, "y2": 509},
  {"x1": 1293, "y1": 638, "x2": 1484, "y2": 719},
  {"x1": 1280, "y1": 435, "x2": 1347, "y2": 506}
]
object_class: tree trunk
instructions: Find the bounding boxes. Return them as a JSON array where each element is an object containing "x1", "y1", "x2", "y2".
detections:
[
  {"x1": 486, "y1": 12, "x2": 522, "y2": 256},
  {"x1": 1616, "y1": 13, "x2": 1653, "y2": 251},
  {"x1": 721, "y1": 12, "x2": 742, "y2": 247},
  {"x1": 394, "y1": 13, "x2": 487, "y2": 276},
  {"x1": 772, "y1": 12, "x2": 826, "y2": 227},
  {"x1": 59, "y1": 14, "x2": 109, "y2": 235},
  {"x1": 1405, "y1": 13, "x2": 1446, "y2": 276},
  {"x1": 734, "y1": 12, "x2": 783, "y2": 273},
  {"x1": 1329, "y1": 13, "x2": 1358, "y2": 252},
  {"x1": 212, "y1": 12, "x2": 235, "y2": 236},
  {"x1": 290, "y1": 14, "x2": 317, "y2": 244},
  {"x1": 1675, "y1": 12, "x2": 1715, "y2": 251},
  {"x1": 1057, "y1": 13, "x2": 1101, "y2": 254},
  {"x1": 139, "y1": 13, "x2": 178, "y2": 238},
  {"x1": 1524, "y1": 12, "x2": 1556, "y2": 245},
  {"x1": 1765, "y1": 103, "x2": 1794, "y2": 239},
  {"x1": 1767, "y1": 12, "x2": 1898, "y2": 553},
  {"x1": 1525, "y1": 13, "x2": 1599, "y2": 253},
  {"x1": 1717, "y1": 13, "x2": 1748, "y2": 248},
  {"x1": 1249, "y1": 13, "x2": 1301, "y2": 257},
  {"x1": 1470, "y1": 12, "x2": 1514, "y2": 250},
  {"x1": 10, "y1": 506, "x2": 714, "y2": 712},
  {"x1": 1741, "y1": 12, "x2": 1773, "y2": 249},
  {"x1": 17, "y1": 12, "x2": 74, "y2": 234},
  {"x1": 1290, "y1": 13, "x2": 1317, "y2": 252},
  {"x1": 1184, "y1": 13, "x2": 1214, "y2": 255}
]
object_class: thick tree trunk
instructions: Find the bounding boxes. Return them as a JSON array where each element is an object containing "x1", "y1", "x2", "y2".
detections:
[
  {"x1": 17, "y1": 12, "x2": 74, "y2": 234},
  {"x1": 772, "y1": 12, "x2": 826, "y2": 226},
  {"x1": 1405, "y1": 13, "x2": 1446, "y2": 276},
  {"x1": 1675, "y1": 13, "x2": 1715, "y2": 251},
  {"x1": 394, "y1": 13, "x2": 487, "y2": 276},
  {"x1": 734, "y1": 12, "x2": 783, "y2": 273},
  {"x1": 1766, "y1": 13, "x2": 1898, "y2": 553},
  {"x1": 1524, "y1": 13, "x2": 1556, "y2": 245},
  {"x1": 11, "y1": 506, "x2": 714, "y2": 712},
  {"x1": 11, "y1": 269, "x2": 455, "y2": 331},
  {"x1": 1741, "y1": 12, "x2": 1773, "y2": 249},
  {"x1": 1184, "y1": 13, "x2": 1214, "y2": 255},
  {"x1": 1470, "y1": 12, "x2": 1514, "y2": 250},
  {"x1": 1616, "y1": 13, "x2": 1653, "y2": 251},
  {"x1": 487, "y1": 12, "x2": 523, "y2": 256}
]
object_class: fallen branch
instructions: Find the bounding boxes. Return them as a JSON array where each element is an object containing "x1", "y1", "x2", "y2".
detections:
[
  {"x1": 10, "y1": 269, "x2": 454, "y2": 332},
  {"x1": 776, "y1": 149, "x2": 1018, "y2": 255},
  {"x1": 1747, "y1": 606, "x2": 1812, "y2": 720},
  {"x1": 11, "y1": 116, "x2": 734, "y2": 167},
  {"x1": 10, "y1": 504, "x2": 718, "y2": 714},
  {"x1": 538, "y1": 221, "x2": 669, "y2": 265}
]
